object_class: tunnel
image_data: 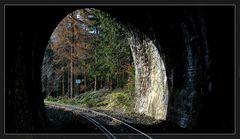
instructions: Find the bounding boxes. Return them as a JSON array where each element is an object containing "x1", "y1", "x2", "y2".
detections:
[{"x1": 5, "y1": 6, "x2": 234, "y2": 133}]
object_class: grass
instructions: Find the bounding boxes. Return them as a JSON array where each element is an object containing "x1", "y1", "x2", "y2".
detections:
[{"x1": 45, "y1": 88, "x2": 135, "y2": 114}]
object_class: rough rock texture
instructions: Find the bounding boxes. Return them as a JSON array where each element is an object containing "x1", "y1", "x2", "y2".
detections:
[
  {"x1": 5, "y1": 6, "x2": 234, "y2": 132},
  {"x1": 169, "y1": 12, "x2": 211, "y2": 128},
  {"x1": 126, "y1": 28, "x2": 169, "y2": 120},
  {"x1": 123, "y1": 11, "x2": 210, "y2": 128},
  {"x1": 6, "y1": 33, "x2": 48, "y2": 132}
]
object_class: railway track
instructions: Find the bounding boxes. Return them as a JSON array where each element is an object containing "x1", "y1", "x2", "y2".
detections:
[{"x1": 45, "y1": 101, "x2": 152, "y2": 139}]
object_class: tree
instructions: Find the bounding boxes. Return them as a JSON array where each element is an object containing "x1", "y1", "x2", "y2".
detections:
[
  {"x1": 42, "y1": 10, "x2": 92, "y2": 98},
  {"x1": 85, "y1": 9, "x2": 132, "y2": 90},
  {"x1": 42, "y1": 8, "x2": 134, "y2": 98}
]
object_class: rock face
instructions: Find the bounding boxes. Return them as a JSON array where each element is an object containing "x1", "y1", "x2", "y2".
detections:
[
  {"x1": 170, "y1": 13, "x2": 211, "y2": 128},
  {"x1": 6, "y1": 33, "x2": 48, "y2": 132},
  {"x1": 126, "y1": 28, "x2": 169, "y2": 120},
  {"x1": 5, "y1": 6, "x2": 234, "y2": 132},
  {"x1": 173, "y1": 21, "x2": 199, "y2": 128},
  {"x1": 123, "y1": 10, "x2": 212, "y2": 128}
]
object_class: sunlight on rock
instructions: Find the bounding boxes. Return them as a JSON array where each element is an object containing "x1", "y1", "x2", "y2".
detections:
[{"x1": 126, "y1": 28, "x2": 169, "y2": 120}]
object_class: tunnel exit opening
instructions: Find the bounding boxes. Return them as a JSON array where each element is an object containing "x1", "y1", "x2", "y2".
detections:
[
  {"x1": 5, "y1": 6, "x2": 234, "y2": 133},
  {"x1": 41, "y1": 8, "x2": 169, "y2": 122}
]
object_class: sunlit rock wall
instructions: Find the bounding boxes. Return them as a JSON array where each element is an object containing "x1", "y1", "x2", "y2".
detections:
[
  {"x1": 124, "y1": 11, "x2": 211, "y2": 128},
  {"x1": 6, "y1": 7, "x2": 233, "y2": 133},
  {"x1": 126, "y1": 28, "x2": 169, "y2": 120}
]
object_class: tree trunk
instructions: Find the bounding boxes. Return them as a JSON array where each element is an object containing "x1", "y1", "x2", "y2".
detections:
[
  {"x1": 105, "y1": 76, "x2": 108, "y2": 89},
  {"x1": 84, "y1": 65, "x2": 87, "y2": 93},
  {"x1": 100, "y1": 76, "x2": 103, "y2": 89},
  {"x1": 62, "y1": 74, "x2": 65, "y2": 96},
  {"x1": 94, "y1": 76, "x2": 97, "y2": 91},
  {"x1": 73, "y1": 73, "x2": 75, "y2": 97},
  {"x1": 110, "y1": 78, "x2": 112, "y2": 90},
  {"x1": 122, "y1": 72, "x2": 125, "y2": 87},
  {"x1": 70, "y1": 45, "x2": 73, "y2": 98},
  {"x1": 116, "y1": 76, "x2": 119, "y2": 88},
  {"x1": 107, "y1": 76, "x2": 110, "y2": 90},
  {"x1": 68, "y1": 68, "x2": 70, "y2": 98},
  {"x1": 70, "y1": 15, "x2": 74, "y2": 99},
  {"x1": 56, "y1": 79, "x2": 59, "y2": 97}
]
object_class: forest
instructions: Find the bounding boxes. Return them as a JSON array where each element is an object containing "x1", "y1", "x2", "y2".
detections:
[
  {"x1": 41, "y1": 8, "x2": 135, "y2": 112},
  {"x1": 5, "y1": 6, "x2": 234, "y2": 133}
]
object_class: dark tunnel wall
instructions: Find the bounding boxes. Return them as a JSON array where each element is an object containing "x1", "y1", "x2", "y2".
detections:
[{"x1": 5, "y1": 6, "x2": 234, "y2": 132}]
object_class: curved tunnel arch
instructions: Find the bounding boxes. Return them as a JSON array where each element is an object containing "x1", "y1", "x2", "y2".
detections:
[
  {"x1": 6, "y1": 6, "x2": 234, "y2": 132},
  {"x1": 42, "y1": 8, "x2": 169, "y2": 120}
]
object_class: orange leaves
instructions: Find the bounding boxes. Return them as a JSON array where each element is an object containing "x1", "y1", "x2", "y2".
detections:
[
  {"x1": 45, "y1": 9, "x2": 96, "y2": 79},
  {"x1": 124, "y1": 64, "x2": 134, "y2": 74}
]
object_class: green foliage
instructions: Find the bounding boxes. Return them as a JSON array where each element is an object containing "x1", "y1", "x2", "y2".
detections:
[
  {"x1": 86, "y1": 9, "x2": 131, "y2": 82},
  {"x1": 45, "y1": 96, "x2": 58, "y2": 102},
  {"x1": 80, "y1": 89, "x2": 134, "y2": 112},
  {"x1": 124, "y1": 65, "x2": 135, "y2": 94},
  {"x1": 45, "y1": 89, "x2": 134, "y2": 113},
  {"x1": 76, "y1": 90, "x2": 107, "y2": 107},
  {"x1": 43, "y1": 8, "x2": 133, "y2": 99}
]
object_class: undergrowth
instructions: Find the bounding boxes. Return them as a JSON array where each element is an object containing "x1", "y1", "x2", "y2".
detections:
[{"x1": 45, "y1": 88, "x2": 134, "y2": 113}]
